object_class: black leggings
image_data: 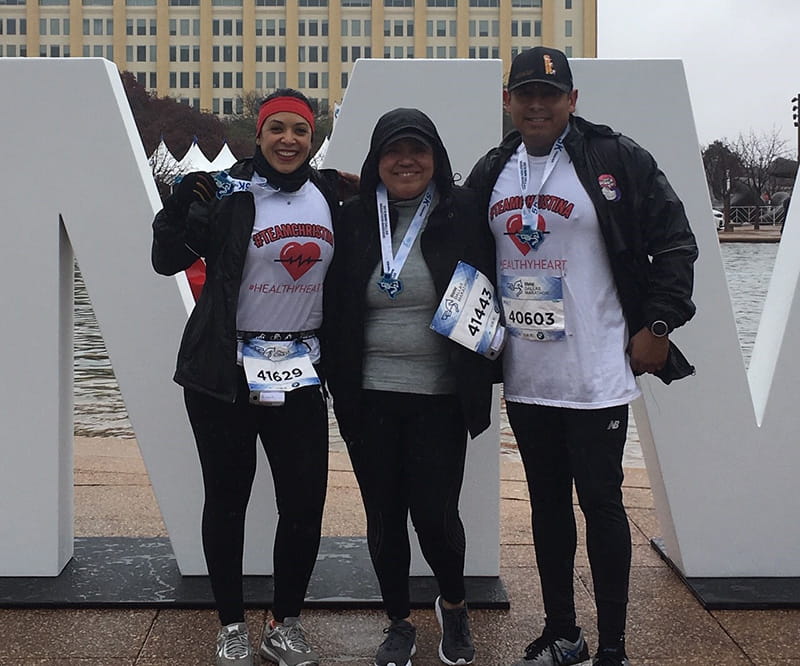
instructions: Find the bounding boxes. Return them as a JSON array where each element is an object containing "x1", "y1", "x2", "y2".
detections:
[
  {"x1": 507, "y1": 401, "x2": 631, "y2": 649},
  {"x1": 347, "y1": 390, "x2": 469, "y2": 621},
  {"x1": 184, "y1": 378, "x2": 328, "y2": 625}
]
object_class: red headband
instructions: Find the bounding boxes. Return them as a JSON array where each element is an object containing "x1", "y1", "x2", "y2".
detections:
[{"x1": 256, "y1": 97, "x2": 315, "y2": 137}]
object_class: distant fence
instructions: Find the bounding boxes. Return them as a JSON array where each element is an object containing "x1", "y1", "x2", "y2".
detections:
[{"x1": 728, "y1": 205, "x2": 786, "y2": 226}]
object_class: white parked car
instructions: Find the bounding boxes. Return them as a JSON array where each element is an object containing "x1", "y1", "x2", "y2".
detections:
[{"x1": 712, "y1": 209, "x2": 724, "y2": 229}]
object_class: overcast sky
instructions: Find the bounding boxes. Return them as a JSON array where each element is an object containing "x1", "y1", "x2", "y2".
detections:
[{"x1": 597, "y1": 0, "x2": 799, "y2": 153}]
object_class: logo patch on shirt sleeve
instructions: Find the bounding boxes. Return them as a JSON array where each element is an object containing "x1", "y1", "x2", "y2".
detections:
[{"x1": 598, "y1": 173, "x2": 622, "y2": 202}]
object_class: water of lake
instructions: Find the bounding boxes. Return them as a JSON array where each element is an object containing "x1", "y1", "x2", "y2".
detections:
[{"x1": 73, "y1": 242, "x2": 779, "y2": 440}]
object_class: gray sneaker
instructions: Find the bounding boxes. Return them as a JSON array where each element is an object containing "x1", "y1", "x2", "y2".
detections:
[
  {"x1": 375, "y1": 619, "x2": 417, "y2": 666},
  {"x1": 259, "y1": 617, "x2": 319, "y2": 666},
  {"x1": 215, "y1": 622, "x2": 253, "y2": 665},
  {"x1": 435, "y1": 596, "x2": 475, "y2": 665},
  {"x1": 512, "y1": 628, "x2": 590, "y2": 666}
]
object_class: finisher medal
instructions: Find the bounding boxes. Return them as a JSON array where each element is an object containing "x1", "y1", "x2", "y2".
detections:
[{"x1": 377, "y1": 273, "x2": 403, "y2": 299}]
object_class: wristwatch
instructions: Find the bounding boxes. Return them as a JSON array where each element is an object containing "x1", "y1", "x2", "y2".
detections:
[{"x1": 649, "y1": 320, "x2": 669, "y2": 338}]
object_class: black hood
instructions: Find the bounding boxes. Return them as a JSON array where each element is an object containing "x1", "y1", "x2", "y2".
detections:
[{"x1": 359, "y1": 107, "x2": 454, "y2": 199}]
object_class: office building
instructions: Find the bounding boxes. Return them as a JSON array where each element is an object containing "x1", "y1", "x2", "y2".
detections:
[{"x1": 1, "y1": 0, "x2": 596, "y2": 115}]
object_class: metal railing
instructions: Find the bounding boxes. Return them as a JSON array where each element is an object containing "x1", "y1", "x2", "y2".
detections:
[{"x1": 727, "y1": 205, "x2": 786, "y2": 226}]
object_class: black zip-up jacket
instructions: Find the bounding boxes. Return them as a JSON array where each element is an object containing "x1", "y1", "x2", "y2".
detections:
[
  {"x1": 152, "y1": 158, "x2": 341, "y2": 402},
  {"x1": 323, "y1": 108, "x2": 497, "y2": 442},
  {"x1": 465, "y1": 115, "x2": 698, "y2": 383}
]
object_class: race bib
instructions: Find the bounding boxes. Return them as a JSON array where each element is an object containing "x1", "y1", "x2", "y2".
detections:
[
  {"x1": 430, "y1": 261, "x2": 506, "y2": 359},
  {"x1": 500, "y1": 275, "x2": 566, "y2": 341},
  {"x1": 241, "y1": 339, "x2": 320, "y2": 405}
]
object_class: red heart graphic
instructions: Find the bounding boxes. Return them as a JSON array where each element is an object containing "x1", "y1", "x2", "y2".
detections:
[
  {"x1": 278, "y1": 241, "x2": 321, "y2": 281},
  {"x1": 506, "y1": 214, "x2": 530, "y2": 256}
]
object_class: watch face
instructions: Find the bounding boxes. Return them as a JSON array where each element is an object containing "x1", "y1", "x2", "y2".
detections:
[{"x1": 651, "y1": 320, "x2": 668, "y2": 337}]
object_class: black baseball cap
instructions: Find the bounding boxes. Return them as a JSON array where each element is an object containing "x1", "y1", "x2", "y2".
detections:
[{"x1": 507, "y1": 46, "x2": 573, "y2": 93}]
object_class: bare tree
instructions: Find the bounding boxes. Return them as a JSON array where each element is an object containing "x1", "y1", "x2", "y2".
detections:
[
  {"x1": 149, "y1": 147, "x2": 185, "y2": 200},
  {"x1": 732, "y1": 128, "x2": 791, "y2": 200}
]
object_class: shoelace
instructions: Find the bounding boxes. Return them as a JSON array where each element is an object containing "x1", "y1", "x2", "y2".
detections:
[
  {"x1": 279, "y1": 622, "x2": 312, "y2": 653},
  {"x1": 523, "y1": 634, "x2": 559, "y2": 660},
  {"x1": 220, "y1": 628, "x2": 250, "y2": 659},
  {"x1": 383, "y1": 622, "x2": 415, "y2": 650}
]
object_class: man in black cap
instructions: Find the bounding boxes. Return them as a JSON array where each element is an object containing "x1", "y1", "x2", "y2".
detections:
[{"x1": 466, "y1": 46, "x2": 698, "y2": 666}]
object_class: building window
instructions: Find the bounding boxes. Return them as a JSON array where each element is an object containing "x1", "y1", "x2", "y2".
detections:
[
  {"x1": 565, "y1": 19, "x2": 572, "y2": 37},
  {"x1": 384, "y1": 0, "x2": 412, "y2": 5},
  {"x1": 427, "y1": 0, "x2": 456, "y2": 5},
  {"x1": 469, "y1": 0, "x2": 498, "y2": 5},
  {"x1": 511, "y1": 0, "x2": 540, "y2": 5},
  {"x1": 565, "y1": 45, "x2": 572, "y2": 57},
  {"x1": 565, "y1": 0, "x2": 571, "y2": 7},
  {"x1": 341, "y1": 0, "x2": 369, "y2": 5}
]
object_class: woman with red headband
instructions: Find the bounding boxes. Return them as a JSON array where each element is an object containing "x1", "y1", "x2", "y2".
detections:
[{"x1": 153, "y1": 89, "x2": 347, "y2": 666}]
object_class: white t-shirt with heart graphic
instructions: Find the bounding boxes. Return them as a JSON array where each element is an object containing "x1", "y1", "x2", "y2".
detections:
[
  {"x1": 236, "y1": 178, "x2": 334, "y2": 333},
  {"x1": 489, "y1": 150, "x2": 639, "y2": 409}
]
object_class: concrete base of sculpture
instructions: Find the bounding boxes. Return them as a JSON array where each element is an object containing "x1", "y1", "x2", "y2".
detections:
[
  {"x1": 651, "y1": 539, "x2": 800, "y2": 609},
  {"x1": 0, "y1": 537, "x2": 508, "y2": 609}
]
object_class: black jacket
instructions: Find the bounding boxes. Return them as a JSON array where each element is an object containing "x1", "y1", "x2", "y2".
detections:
[
  {"x1": 465, "y1": 115, "x2": 698, "y2": 383},
  {"x1": 152, "y1": 158, "x2": 341, "y2": 402},
  {"x1": 323, "y1": 108, "x2": 497, "y2": 441}
]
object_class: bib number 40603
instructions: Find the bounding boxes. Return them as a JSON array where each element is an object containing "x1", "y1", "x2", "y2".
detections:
[{"x1": 506, "y1": 309, "x2": 556, "y2": 327}]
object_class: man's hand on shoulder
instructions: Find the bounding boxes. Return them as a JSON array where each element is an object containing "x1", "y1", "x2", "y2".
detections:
[{"x1": 627, "y1": 327, "x2": 669, "y2": 376}]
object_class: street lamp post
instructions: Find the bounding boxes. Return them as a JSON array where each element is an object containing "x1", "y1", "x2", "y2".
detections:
[{"x1": 793, "y1": 94, "x2": 800, "y2": 162}]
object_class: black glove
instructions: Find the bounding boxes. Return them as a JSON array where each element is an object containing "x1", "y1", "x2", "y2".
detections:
[{"x1": 175, "y1": 171, "x2": 218, "y2": 209}]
